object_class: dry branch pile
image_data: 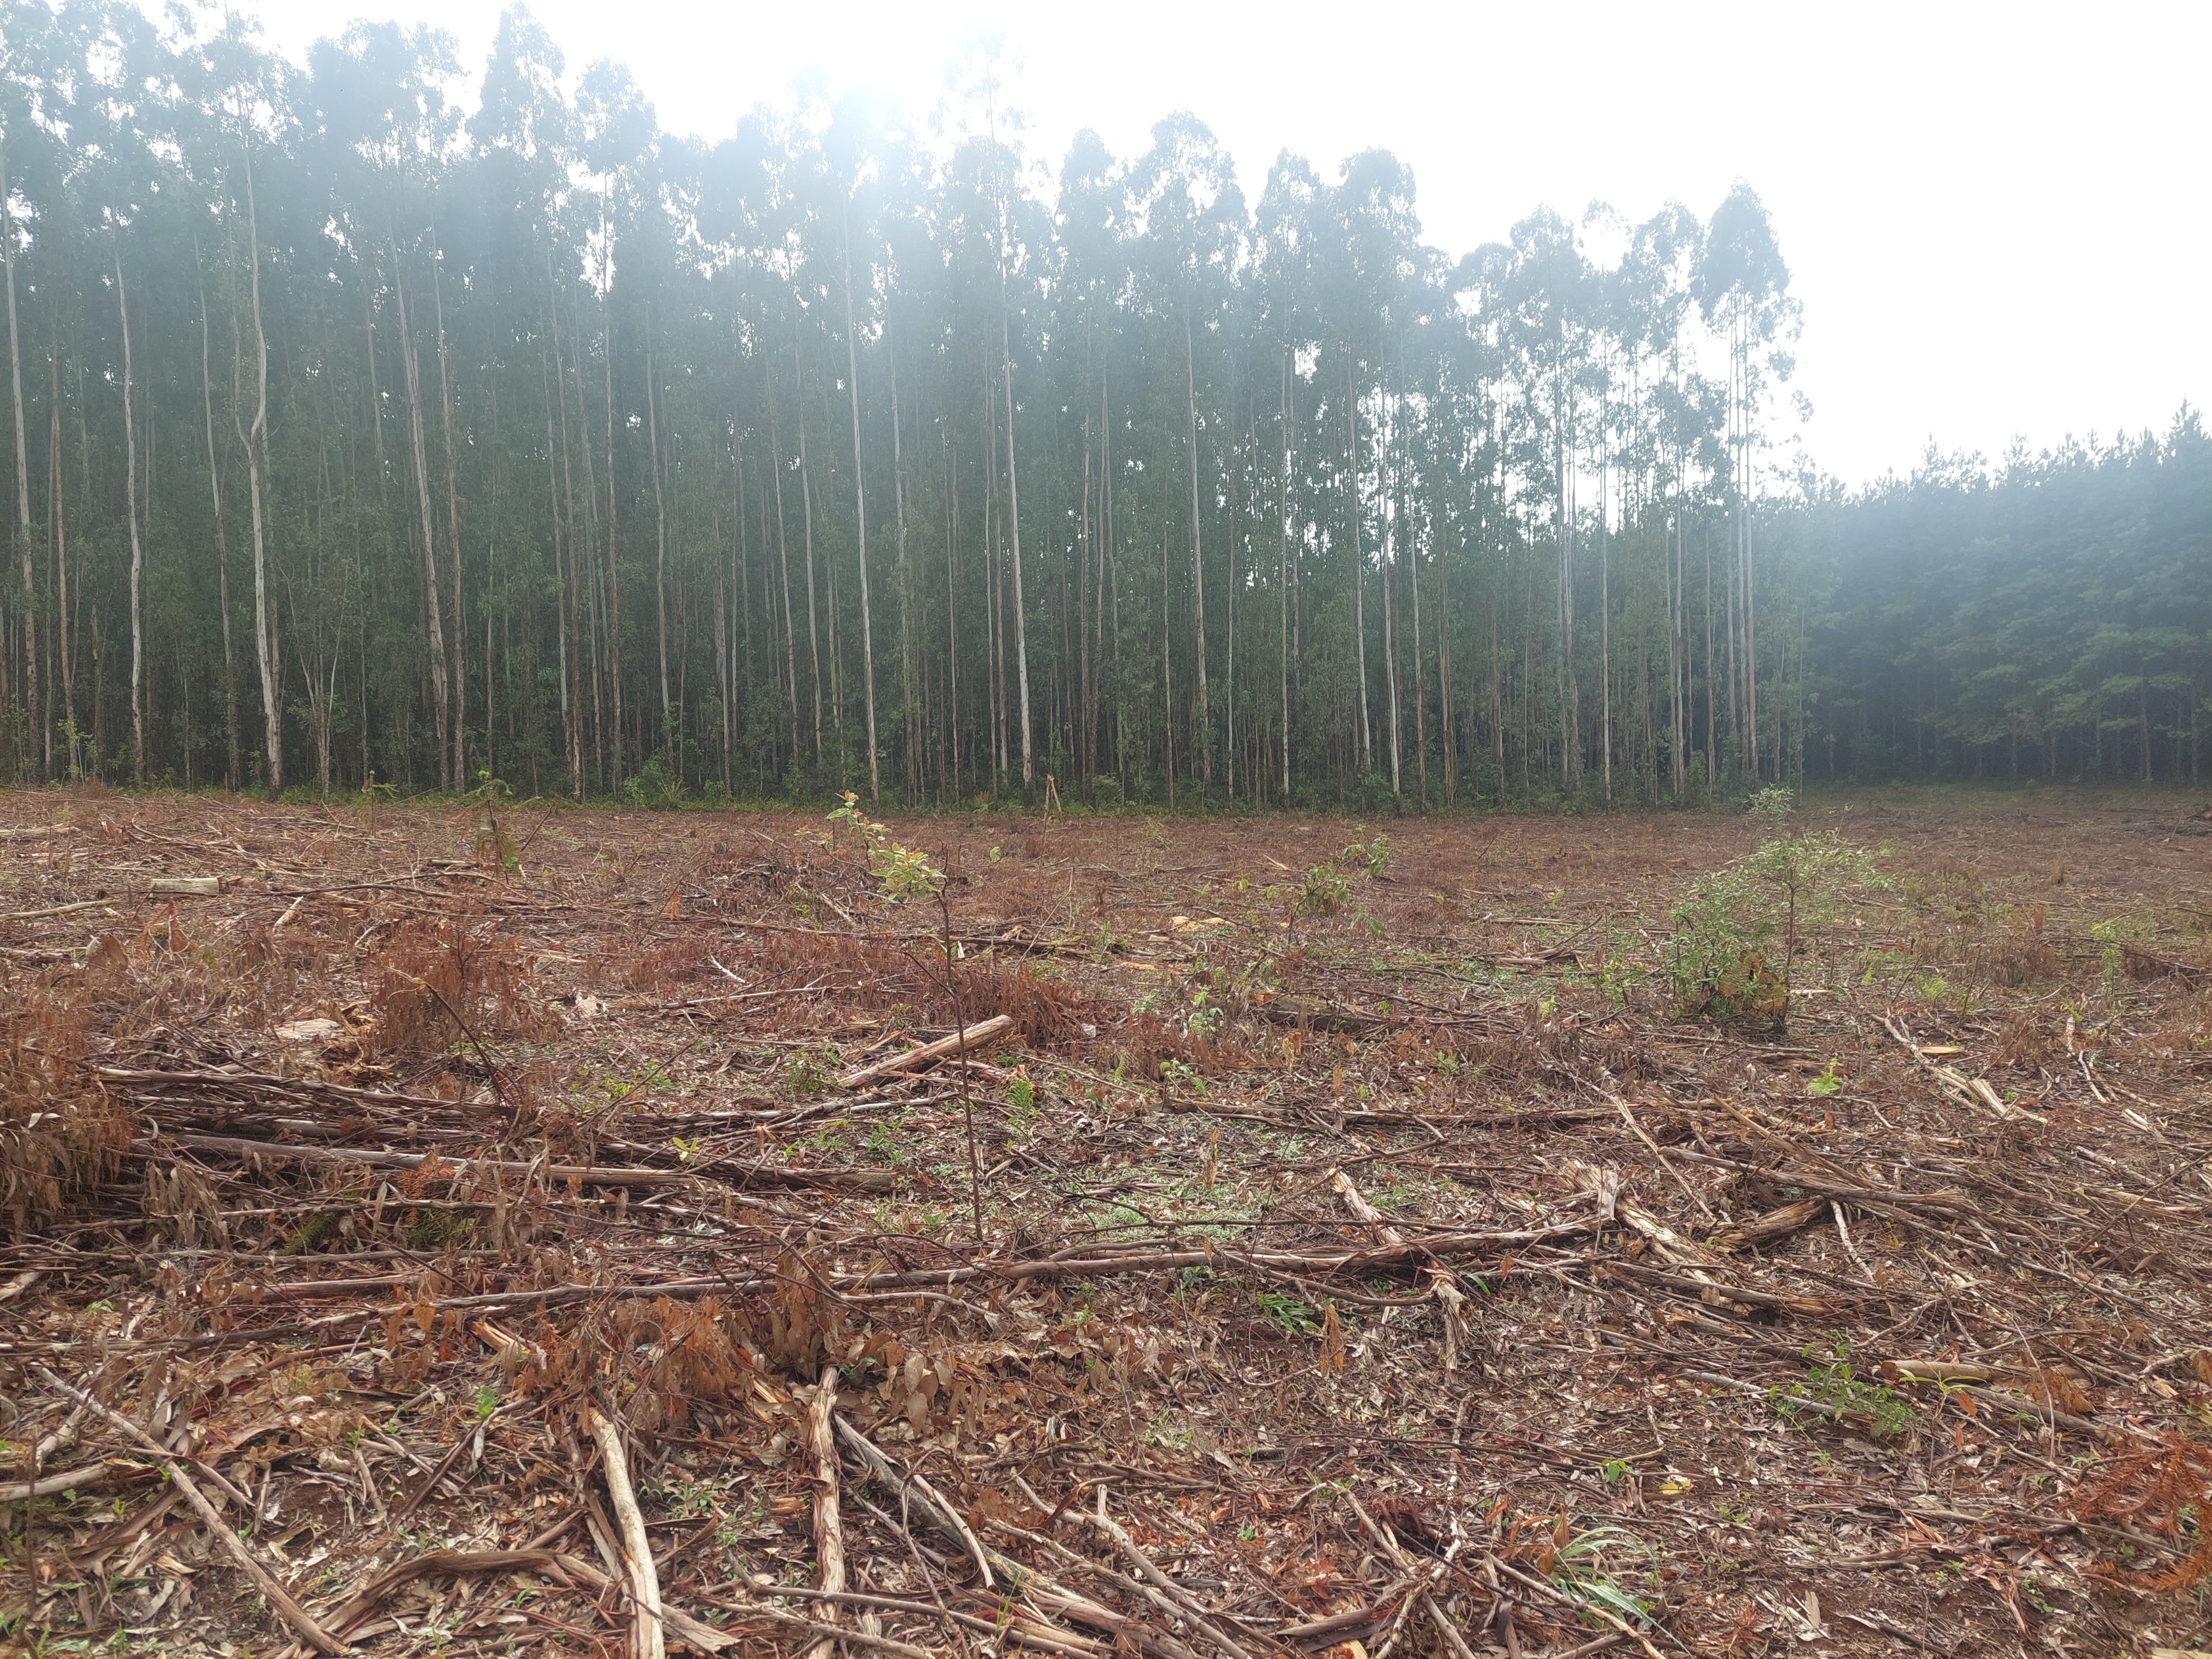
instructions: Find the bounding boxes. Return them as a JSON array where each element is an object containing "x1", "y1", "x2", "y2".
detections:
[{"x1": 1, "y1": 787, "x2": 2209, "y2": 1657}]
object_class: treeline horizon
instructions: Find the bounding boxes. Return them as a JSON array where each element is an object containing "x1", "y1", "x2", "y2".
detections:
[{"x1": 1, "y1": 2, "x2": 2206, "y2": 811}]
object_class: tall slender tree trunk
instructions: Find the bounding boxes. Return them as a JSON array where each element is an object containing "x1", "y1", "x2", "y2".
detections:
[
  {"x1": 887, "y1": 320, "x2": 915, "y2": 802},
  {"x1": 549, "y1": 279, "x2": 586, "y2": 797},
  {"x1": 1380, "y1": 389, "x2": 1397, "y2": 805},
  {"x1": 52, "y1": 356, "x2": 74, "y2": 776},
  {"x1": 942, "y1": 424, "x2": 959, "y2": 797},
  {"x1": 1161, "y1": 526, "x2": 1174, "y2": 805},
  {"x1": 984, "y1": 358, "x2": 1004, "y2": 781},
  {"x1": 1099, "y1": 372, "x2": 1114, "y2": 793},
  {"x1": 1077, "y1": 425, "x2": 1093, "y2": 780},
  {"x1": 600, "y1": 207, "x2": 623, "y2": 787},
  {"x1": 361, "y1": 251, "x2": 388, "y2": 489},
  {"x1": 196, "y1": 242, "x2": 238, "y2": 791},
  {"x1": 769, "y1": 420, "x2": 800, "y2": 772},
  {"x1": 392, "y1": 242, "x2": 450, "y2": 788},
  {"x1": 542, "y1": 344, "x2": 577, "y2": 797},
  {"x1": 794, "y1": 349, "x2": 823, "y2": 769},
  {"x1": 1278, "y1": 346, "x2": 1291, "y2": 800},
  {"x1": 1183, "y1": 304, "x2": 1209, "y2": 790},
  {"x1": 433, "y1": 250, "x2": 466, "y2": 786},
  {"x1": 646, "y1": 338, "x2": 672, "y2": 758},
  {"x1": 1704, "y1": 521, "x2": 1716, "y2": 786},
  {"x1": 1554, "y1": 382, "x2": 1578, "y2": 795},
  {"x1": 840, "y1": 226, "x2": 880, "y2": 803},
  {"x1": 1379, "y1": 401, "x2": 1401, "y2": 802},
  {"x1": 3, "y1": 149, "x2": 36, "y2": 783},
  {"x1": 1001, "y1": 304, "x2": 1033, "y2": 791},
  {"x1": 115, "y1": 248, "x2": 145, "y2": 784},
  {"x1": 240, "y1": 151, "x2": 281, "y2": 796},
  {"x1": 1738, "y1": 319, "x2": 1760, "y2": 784},
  {"x1": 1346, "y1": 359, "x2": 1371, "y2": 775},
  {"x1": 1438, "y1": 503, "x2": 1455, "y2": 807},
  {"x1": 1598, "y1": 394, "x2": 1612, "y2": 808}
]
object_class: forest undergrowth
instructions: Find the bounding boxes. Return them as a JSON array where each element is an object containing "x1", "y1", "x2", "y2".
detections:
[{"x1": 0, "y1": 785, "x2": 2209, "y2": 1657}]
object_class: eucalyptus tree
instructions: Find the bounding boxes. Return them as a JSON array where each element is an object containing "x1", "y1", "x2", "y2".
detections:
[
  {"x1": 1125, "y1": 114, "x2": 1243, "y2": 795},
  {"x1": 12, "y1": 0, "x2": 2165, "y2": 808},
  {"x1": 1251, "y1": 151, "x2": 1322, "y2": 800},
  {"x1": 1692, "y1": 183, "x2": 1795, "y2": 783}
]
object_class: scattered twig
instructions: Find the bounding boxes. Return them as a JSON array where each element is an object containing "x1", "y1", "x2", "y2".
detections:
[{"x1": 29, "y1": 1365, "x2": 344, "y2": 1655}]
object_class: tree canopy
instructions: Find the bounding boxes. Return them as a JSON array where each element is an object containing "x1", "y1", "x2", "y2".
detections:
[{"x1": 1, "y1": 1, "x2": 2204, "y2": 806}]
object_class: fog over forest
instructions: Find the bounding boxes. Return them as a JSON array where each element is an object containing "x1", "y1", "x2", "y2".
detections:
[{"x1": 1, "y1": 2, "x2": 2205, "y2": 806}]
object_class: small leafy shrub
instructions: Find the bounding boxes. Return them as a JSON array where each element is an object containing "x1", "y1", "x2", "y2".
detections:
[
  {"x1": 1544, "y1": 1521, "x2": 1658, "y2": 1626},
  {"x1": 1257, "y1": 1290, "x2": 1320, "y2": 1336},
  {"x1": 1669, "y1": 792, "x2": 1881, "y2": 1031},
  {"x1": 1300, "y1": 862, "x2": 1352, "y2": 915},
  {"x1": 829, "y1": 793, "x2": 941, "y2": 903},
  {"x1": 1006, "y1": 1071, "x2": 1038, "y2": 1135},
  {"x1": 1296, "y1": 833, "x2": 1392, "y2": 916},
  {"x1": 621, "y1": 756, "x2": 686, "y2": 809},
  {"x1": 1773, "y1": 1344, "x2": 1914, "y2": 1438},
  {"x1": 1341, "y1": 833, "x2": 1393, "y2": 876}
]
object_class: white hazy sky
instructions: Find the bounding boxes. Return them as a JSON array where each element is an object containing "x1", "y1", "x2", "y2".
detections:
[{"x1": 215, "y1": 0, "x2": 2208, "y2": 487}]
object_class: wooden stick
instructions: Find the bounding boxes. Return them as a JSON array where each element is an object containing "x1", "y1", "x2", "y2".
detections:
[
  {"x1": 0, "y1": 1460, "x2": 124, "y2": 1502},
  {"x1": 550, "y1": 1553, "x2": 737, "y2": 1652},
  {"x1": 1086, "y1": 1497, "x2": 1251, "y2": 1659},
  {"x1": 1331, "y1": 1167, "x2": 1406, "y2": 1248},
  {"x1": 739, "y1": 1581, "x2": 1110, "y2": 1656},
  {"x1": 804, "y1": 1378, "x2": 848, "y2": 1659},
  {"x1": 719, "y1": 1600, "x2": 933, "y2": 1659},
  {"x1": 1831, "y1": 1200, "x2": 1875, "y2": 1279},
  {"x1": 129, "y1": 1132, "x2": 896, "y2": 1193},
  {"x1": 1609, "y1": 1093, "x2": 1714, "y2": 1221},
  {"x1": 327, "y1": 1548, "x2": 566, "y2": 1637},
  {"x1": 836, "y1": 1014, "x2": 1013, "y2": 1091},
  {"x1": 831, "y1": 1413, "x2": 995, "y2": 1588},
  {"x1": 0, "y1": 899, "x2": 108, "y2": 922},
  {"x1": 587, "y1": 1406, "x2": 666, "y2": 1659},
  {"x1": 29, "y1": 1366, "x2": 343, "y2": 1655},
  {"x1": 0, "y1": 823, "x2": 77, "y2": 841}
]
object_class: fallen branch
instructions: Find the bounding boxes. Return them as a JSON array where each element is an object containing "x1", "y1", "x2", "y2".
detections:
[
  {"x1": 804, "y1": 1378, "x2": 848, "y2": 1659},
  {"x1": 836, "y1": 1014, "x2": 1014, "y2": 1090},
  {"x1": 30, "y1": 1364, "x2": 343, "y2": 1655},
  {"x1": 131, "y1": 1131, "x2": 895, "y2": 1193},
  {"x1": 734, "y1": 1581, "x2": 1111, "y2": 1657},
  {"x1": 587, "y1": 1405, "x2": 666, "y2": 1659},
  {"x1": 0, "y1": 1459, "x2": 128, "y2": 1502},
  {"x1": 1086, "y1": 1495, "x2": 1253, "y2": 1659},
  {"x1": 0, "y1": 898, "x2": 110, "y2": 922},
  {"x1": 543, "y1": 1550, "x2": 733, "y2": 1652},
  {"x1": 832, "y1": 1413, "x2": 996, "y2": 1588},
  {"x1": 325, "y1": 1548, "x2": 566, "y2": 1637}
]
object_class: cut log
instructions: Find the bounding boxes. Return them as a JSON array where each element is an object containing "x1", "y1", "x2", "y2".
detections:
[
  {"x1": 834, "y1": 1014, "x2": 1013, "y2": 1091},
  {"x1": 151, "y1": 876, "x2": 222, "y2": 896}
]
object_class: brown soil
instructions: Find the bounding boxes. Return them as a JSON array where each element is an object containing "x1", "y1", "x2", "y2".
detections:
[{"x1": 3, "y1": 784, "x2": 2209, "y2": 1657}]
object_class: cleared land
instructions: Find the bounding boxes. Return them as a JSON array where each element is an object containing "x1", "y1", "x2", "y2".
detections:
[{"x1": 2, "y1": 786, "x2": 2209, "y2": 1657}]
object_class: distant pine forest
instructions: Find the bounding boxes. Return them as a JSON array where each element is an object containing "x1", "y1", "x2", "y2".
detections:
[{"x1": 1, "y1": 3, "x2": 2206, "y2": 807}]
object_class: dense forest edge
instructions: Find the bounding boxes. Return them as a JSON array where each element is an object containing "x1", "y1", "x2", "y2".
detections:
[{"x1": 0, "y1": 4, "x2": 2206, "y2": 813}]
